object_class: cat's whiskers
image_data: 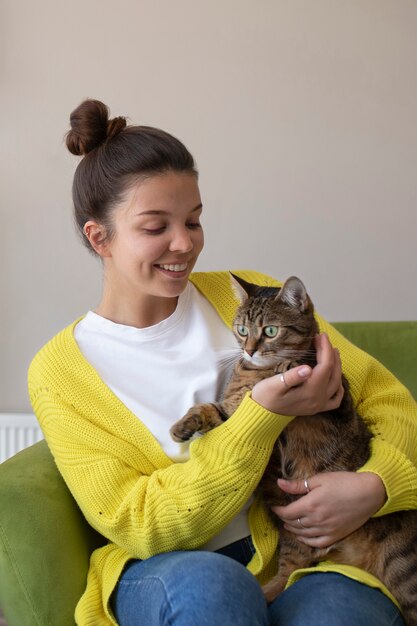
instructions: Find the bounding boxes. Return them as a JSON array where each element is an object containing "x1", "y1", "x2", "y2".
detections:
[
  {"x1": 217, "y1": 348, "x2": 242, "y2": 364},
  {"x1": 216, "y1": 349, "x2": 244, "y2": 373}
]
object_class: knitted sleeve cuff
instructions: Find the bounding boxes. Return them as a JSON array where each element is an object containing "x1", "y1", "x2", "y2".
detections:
[
  {"x1": 221, "y1": 392, "x2": 294, "y2": 450},
  {"x1": 358, "y1": 437, "x2": 417, "y2": 514}
]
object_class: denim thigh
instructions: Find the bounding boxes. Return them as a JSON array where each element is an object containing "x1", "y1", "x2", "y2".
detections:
[
  {"x1": 111, "y1": 549, "x2": 269, "y2": 626},
  {"x1": 268, "y1": 572, "x2": 406, "y2": 626}
]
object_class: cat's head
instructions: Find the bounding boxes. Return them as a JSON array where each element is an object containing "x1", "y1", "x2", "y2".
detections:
[{"x1": 230, "y1": 274, "x2": 318, "y2": 369}]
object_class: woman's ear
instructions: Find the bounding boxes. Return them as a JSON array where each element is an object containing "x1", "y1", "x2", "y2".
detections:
[{"x1": 83, "y1": 221, "x2": 112, "y2": 257}]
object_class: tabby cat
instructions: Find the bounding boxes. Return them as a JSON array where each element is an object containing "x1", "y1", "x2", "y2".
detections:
[{"x1": 170, "y1": 273, "x2": 417, "y2": 625}]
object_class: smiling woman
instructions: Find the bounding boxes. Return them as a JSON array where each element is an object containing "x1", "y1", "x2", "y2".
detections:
[
  {"x1": 26, "y1": 98, "x2": 416, "y2": 626},
  {"x1": 66, "y1": 99, "x2": 203, "y2": 328}
]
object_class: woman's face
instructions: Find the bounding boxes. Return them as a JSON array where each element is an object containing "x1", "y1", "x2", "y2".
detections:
[{"x1": 90, "y1": 171, "x2": 204, "y2": 323}]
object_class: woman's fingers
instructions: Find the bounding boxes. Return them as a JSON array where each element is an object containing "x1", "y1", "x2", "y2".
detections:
[
  {"x1": 323, "y1": 340, "x2": 344, "y2": 401},
  {"x1": 251, "y1": 365, "x2": 313, "y2": 413},
  {"x1": 311, "y1": 334, "x2": 344, "y2": 410},
  {"x1": 271, "y1": 472, "x2": 387, "y2": 548},
  {"x1": 278, "y1": 366, "x2": 312, "y2": 390},
  {"x1": 315, "y1": 334, "x2": 339, "y2": 385},
  {"x1": 251, "y1": 333, "x2": 344, "y2": 416}
]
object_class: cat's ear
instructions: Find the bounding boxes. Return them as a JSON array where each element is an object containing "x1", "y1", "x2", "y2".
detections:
[
  {"x1": 278, "y1": 276, "x2": 311, "y2": 313},
  {"x1": 229, "y1": 273, "x2": 252, "y2": 304}
]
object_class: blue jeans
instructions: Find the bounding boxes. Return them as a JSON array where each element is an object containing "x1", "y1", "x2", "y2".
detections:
[{"x1": 111, "y1": 540, "x2": 405, "y2": 626}]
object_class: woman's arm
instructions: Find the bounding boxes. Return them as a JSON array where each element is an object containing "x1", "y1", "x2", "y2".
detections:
[
  {"x1": 29, "y1": 373, "x2": 290, "y2": 559},
  {"x1": 271, "y1": 319, "x2": 417, "y2": 547},
  {"x1": 324, "y1": 316, "x2": 417, "y2": 513}
]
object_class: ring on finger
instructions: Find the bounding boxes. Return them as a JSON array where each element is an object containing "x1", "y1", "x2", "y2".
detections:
[
  {"x1": 297, "y1": 517, "x2": 307, "y2": 529},
  {"x1": 279, "y1": 373, "x2": 289, "y2": 388}
]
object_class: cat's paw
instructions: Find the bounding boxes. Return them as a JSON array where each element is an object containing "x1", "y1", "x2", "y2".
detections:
[
  {"x1": 170, "y1": 404, "x2": 225, "y2": 442},
  {"x1": 170, "y1": 412, "x2": 203, "y2": 442}
]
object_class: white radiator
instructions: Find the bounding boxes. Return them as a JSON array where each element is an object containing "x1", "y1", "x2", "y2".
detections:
[{"x1": 0, "y1": 414, "x2": 43, "y2": 464}]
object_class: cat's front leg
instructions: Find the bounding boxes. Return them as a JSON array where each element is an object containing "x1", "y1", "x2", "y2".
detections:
[{"x1": 170, "y1": 403, "x2": 228, "y2": 442}]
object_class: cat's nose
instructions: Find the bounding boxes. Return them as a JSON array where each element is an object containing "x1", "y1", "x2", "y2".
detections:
[{"x1": 245, "y1": 349, "x2": 256, "y2": 357}]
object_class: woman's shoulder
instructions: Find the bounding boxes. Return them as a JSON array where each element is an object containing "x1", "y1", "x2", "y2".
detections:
[{"x1": 28, "y1": 317, "x2": 84, "y2": 384}]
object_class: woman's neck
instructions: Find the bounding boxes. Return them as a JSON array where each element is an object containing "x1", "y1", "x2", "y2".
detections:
[{"x1": 95, "y1": 292, "x2": 179, "y2": 329}]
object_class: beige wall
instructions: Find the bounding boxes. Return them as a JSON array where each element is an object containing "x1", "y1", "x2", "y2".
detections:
[{"x1": 2, "y1": 0, "x2": 416, "y2": 412}]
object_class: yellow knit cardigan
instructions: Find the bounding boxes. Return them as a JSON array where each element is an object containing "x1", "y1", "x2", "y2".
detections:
[{"x1": 28, "y1": 271, "x2": 417, "y2": 625}]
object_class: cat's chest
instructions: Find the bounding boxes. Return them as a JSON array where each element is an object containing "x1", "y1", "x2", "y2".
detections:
[{"x1": 226, "y1": 365, "x2": 276, "y2": 396}]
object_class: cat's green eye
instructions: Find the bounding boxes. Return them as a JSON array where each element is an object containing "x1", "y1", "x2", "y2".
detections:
[
  {"x1": 264, "y1": 325, "x2": 278, "y2": 338},
  {"x1": 236, "y1": 325, "x2": 249, "y2": 337}
]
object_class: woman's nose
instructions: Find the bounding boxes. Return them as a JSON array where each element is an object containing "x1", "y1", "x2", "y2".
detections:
[{"x1": 169, "y1": 227, "x2": 193, "y2": 253}]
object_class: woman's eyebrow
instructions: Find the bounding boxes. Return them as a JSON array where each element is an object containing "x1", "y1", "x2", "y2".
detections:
[{"x1": 135, "y1": 203, "x2": 203, "y2": 217}]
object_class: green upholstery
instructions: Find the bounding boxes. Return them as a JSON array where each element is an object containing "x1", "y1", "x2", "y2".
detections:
[
  {"x1": 332, "y1": 321, "x2": 417, "y2": 400},
  {"x1": 0, "y1": 321, "x2": 416, "y2": 625},
  {"x1": 0, "y1": 440, "x2": 105, "y2": 625}
]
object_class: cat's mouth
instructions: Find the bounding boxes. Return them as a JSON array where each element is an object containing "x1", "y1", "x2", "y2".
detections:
[{"x1": 243, "y1": 352, "x2": 277, "y2": 368}]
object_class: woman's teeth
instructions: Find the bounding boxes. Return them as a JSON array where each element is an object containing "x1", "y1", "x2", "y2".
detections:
[{"x1": 159, "y1": 263, "x2": 187, "y2": 272}]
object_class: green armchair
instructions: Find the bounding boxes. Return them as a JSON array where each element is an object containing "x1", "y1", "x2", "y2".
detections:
[{"x1": 0, "y1": 321, "x2": 416, "y2": 625}]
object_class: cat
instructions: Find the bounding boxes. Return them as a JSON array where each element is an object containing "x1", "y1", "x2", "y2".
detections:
[{"x1": 170, "y1": 273, "x2": 417, "y2": 625}]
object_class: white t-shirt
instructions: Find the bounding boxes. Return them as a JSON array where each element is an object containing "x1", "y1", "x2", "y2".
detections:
[{"x1": 75, "y1": 282, "x2": 252, "y2": 550}]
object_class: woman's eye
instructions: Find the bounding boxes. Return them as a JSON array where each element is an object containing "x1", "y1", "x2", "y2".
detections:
[
  {"x1": 264, "y1": 326, "x2": 278, "y2": 338},
  {"x1": 187, "y1": 221, "x2": 201, "y2": 229},
  {"x1": 143, "y1": 227, "x2": 166, "y2": 235},
  {"x1": 236, "y1": 325, "x2": 249, "y2": 337}
]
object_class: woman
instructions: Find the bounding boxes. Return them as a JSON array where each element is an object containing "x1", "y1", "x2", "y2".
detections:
[{"x1": 28, "y1": 99, "x2": 417, "y2": 626}]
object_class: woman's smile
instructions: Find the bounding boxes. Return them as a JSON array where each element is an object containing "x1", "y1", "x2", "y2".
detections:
[{"x1": 156, "y1": 262, "x2": 189, "y2": 276}]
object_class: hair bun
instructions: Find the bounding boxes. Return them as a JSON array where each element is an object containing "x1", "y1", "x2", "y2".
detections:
[
  {"x1": 66, "y1": 99, "x2": 126, "y2": 156},
  {"x1": 106, "y1": 116, "x2": 127, "y2": 140}
]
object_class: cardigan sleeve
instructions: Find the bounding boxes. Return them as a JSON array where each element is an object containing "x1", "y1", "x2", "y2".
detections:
[
  {"x1": 318, "y1": 315, "x2": 417, "y2": 515},
  {"x1": 29, "y1": 340, "x2": 293, "y2": 559}
]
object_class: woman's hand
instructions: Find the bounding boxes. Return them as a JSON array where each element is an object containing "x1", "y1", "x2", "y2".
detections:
[
  {"x1": 272, "y1": 471, "x2": 387, "y2": 548},
  {"x1": 251, "y1": 333, "x2": 344, "y2": 417}
]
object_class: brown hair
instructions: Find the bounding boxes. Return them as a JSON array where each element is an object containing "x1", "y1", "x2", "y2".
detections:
[{"x1": 66, "y1": 99, "x2": 198, "y2": 253}]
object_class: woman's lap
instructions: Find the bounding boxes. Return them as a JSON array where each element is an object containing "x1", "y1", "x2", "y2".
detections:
[{"x1": 111, "y1": 551, "x2": 405, "y2": 626}]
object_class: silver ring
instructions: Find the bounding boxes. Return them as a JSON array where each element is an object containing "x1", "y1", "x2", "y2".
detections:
[
  {"x1": 297, "y1": 517, "x2": 307, "y2": 529},
  {"x1": 304, "y1": 479, "x2": 310, "y2": 493},
  {"x1": 279, "y1": 373, "x2": 289, "y2": 388}
]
